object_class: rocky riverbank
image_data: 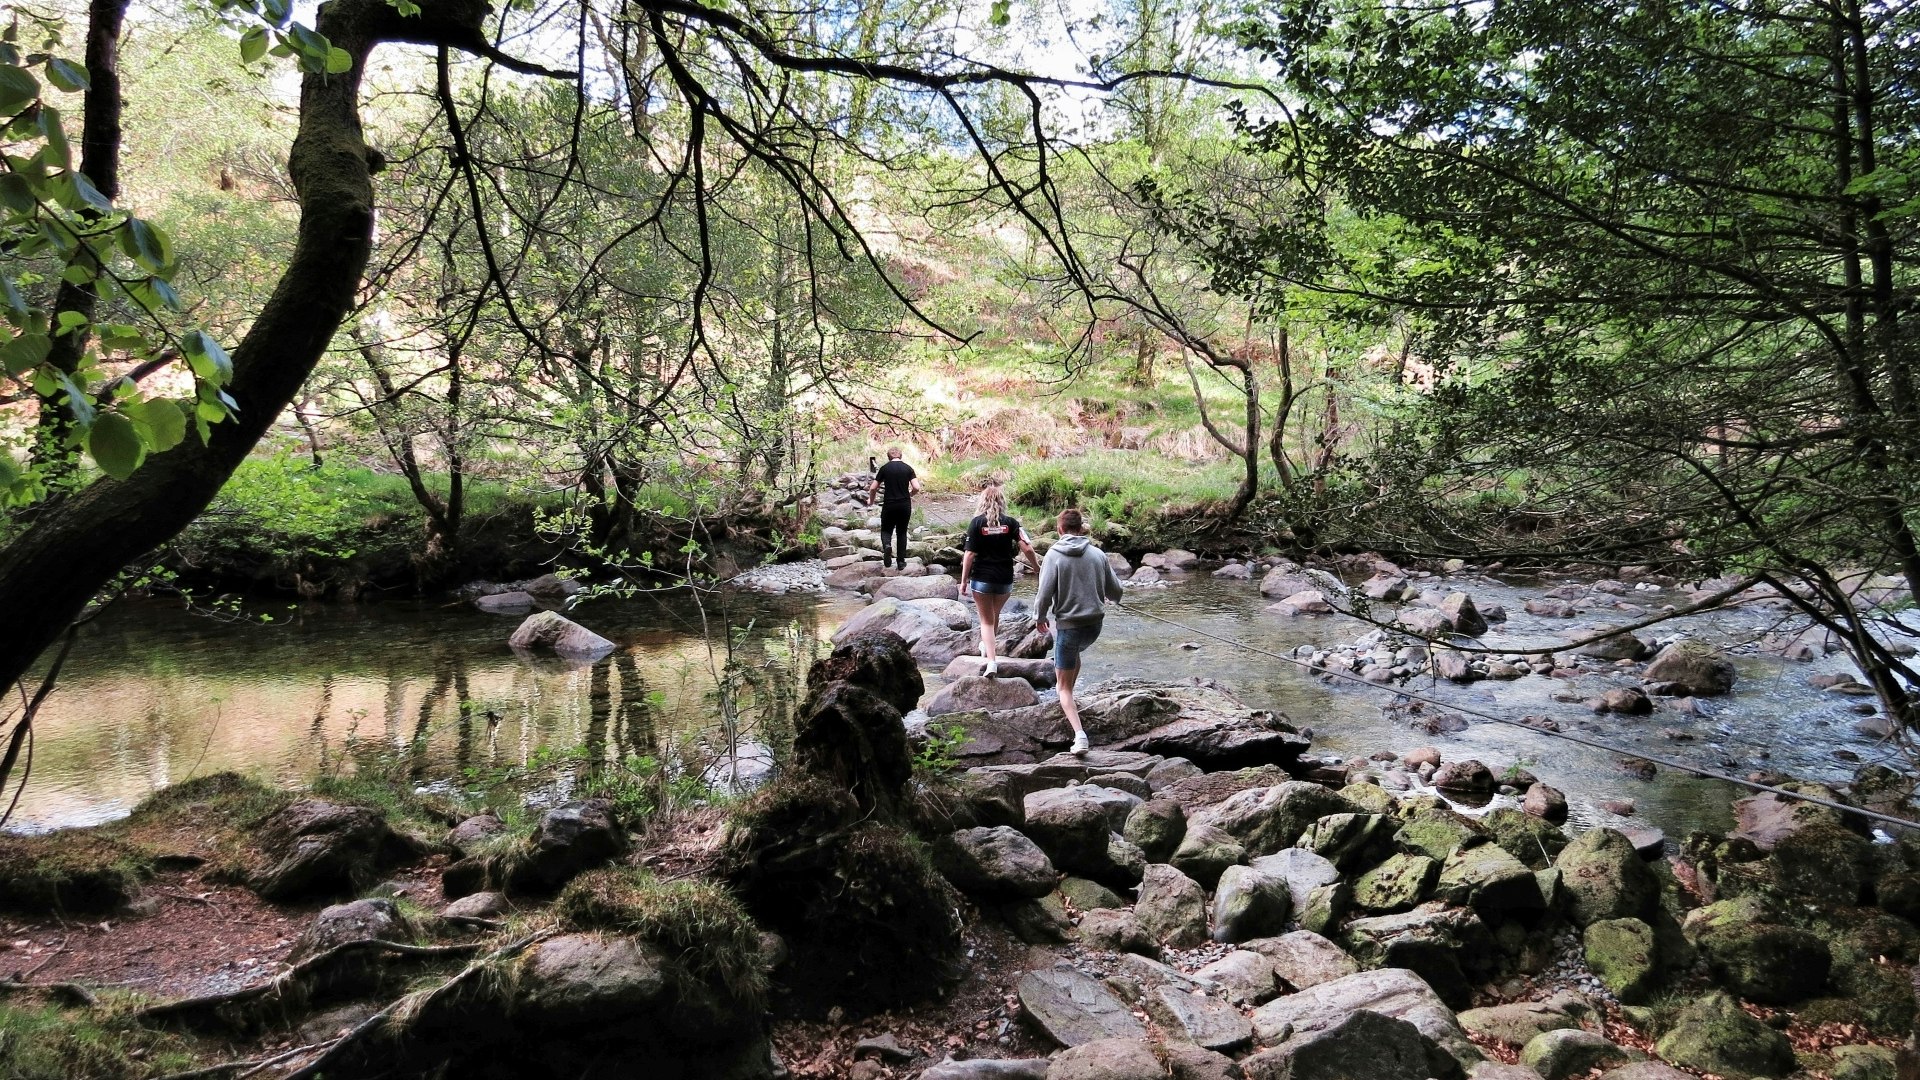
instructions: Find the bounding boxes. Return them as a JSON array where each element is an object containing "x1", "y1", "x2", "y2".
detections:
[{"x1": 1, "y1": 616, "x2": 1916, "y2": 1080}]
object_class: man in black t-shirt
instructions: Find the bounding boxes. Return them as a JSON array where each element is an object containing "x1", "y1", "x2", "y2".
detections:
[{"x1": 867, "y1": 447, "x2": 920, "y2": 570}]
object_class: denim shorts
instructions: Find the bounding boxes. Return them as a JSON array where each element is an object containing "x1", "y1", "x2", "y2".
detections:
[
  {"x1": 1053, "y1": 621, "x2": 1103, "y2": 670},
  {"x1": 969, "y1": 580, "x2": 1012, "y2": 596}
]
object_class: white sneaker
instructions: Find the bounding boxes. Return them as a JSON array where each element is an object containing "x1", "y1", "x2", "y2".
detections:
[
  {"x1": 984, "y1": 658, "x2": 998, "y2": 676},
  {"x1": 1070, "y1": 731, "x2": 1090, "y2": 755}
]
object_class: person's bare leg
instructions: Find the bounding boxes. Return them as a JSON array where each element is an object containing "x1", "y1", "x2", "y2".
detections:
[
  {"x1": 1058, "y1": 662, "x2": 1086, "y2": 751},
  {"x1": 976, "y1": 591, "x2": 1009, "y2": 671}
]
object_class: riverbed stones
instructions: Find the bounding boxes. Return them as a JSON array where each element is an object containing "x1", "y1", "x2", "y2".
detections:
[
  {"x1": 1521, "y1": 784, "x2": 1569, "y2": 823},
  {"x1": 1246, "y1": 930, "x2": 1357, "y2": 990},
  {"x1": 1149, "y1": 986, "x2": 1254, "y2": 1052},
  {"x1": 1595, "y1": 687, "x2": 1652, "y2": 715},
  {"x1": 1191, "y1": 782, "x2": 1361, "y2": 856},
  {"x1": 1396, "y1": 806, "x2": 1486, "y2": 862},
  {"x1": 1051, "y1": 1038, "x2": 1166, "y2": 1080},
  {"x1": 906, "y1": 597, "x2": 974, "y2": 630},
  {"x1": 251, "y1": 799, "x2": 421, "y2": 902},
  {"x1": 475, "y1": 590, "x2": 536, "y2": 614},
  {"x1": 1171, "y1": 824, "x2": 1246, "y2": 890},
  {"x1": 1213, "y1": 864, "x2": 1292, "y2": 944},
  {"x1": 507, "y1": 611, "x2": 617, "y2": 660},
  {"x1": 1353, "y1": 853, "x2": 1439, "y2": 913},
  {"x1": 1296, "y1": 813, "x2": 1392, "y2": 871},
  {"x1": 933, "y1": 827, "x2": 1057, "y2": 901},
  {"x1": 1016, "y1": 968, "x2": 1148, "y2": 1047},
  {"x1": 1525, "y1": 598, "x2": 1577, "y2": 618},
  {"x1": 1398, "y1": 608, "x2": 1456, "y2": 638},
  {"x1": 1123, "y1": 799, "x2": 1186, "y2": 862},
  {"x1": 1520, "y1": 1030, "x2": 1633, "y2": 1080},
  {"x1": 1432, "y1": 759, "x2": 1494, "y2": 794},
  {"x1": 1436, "y1": 842, "x2": 1543, "y2": 913},
  {"x1": 1577, "y1": 629, "x2": 1651, "y2": 662},
  {"x1": 1136, "y1": 864, "x2": 1209, "y2": 947},
  {"x1": 943, "y1": 655, "x2": 1057, "y2": 688},
  {"x1": 1554, "y1": 827, "x2": 1658, "y2": 926},
  {"x1": 1642, "y1": 641, "x2": 1736, "y2": 696},
  {"x1": 1193, "y1": 949, "x2": 1278, "y2": 1005},
  {"x1": 1654, "y1": 991, "x2": 1795, "y2": 1080},
  {"x1": 1583, "y1": 918, "x2": 1659, "y2": 1003},
  {"x1": 1079, "y1": 908, "x2": 1155, "y2": 954},
  {"x1": 1248, "y1": 848, "x2": 1341, "y2": 914}
]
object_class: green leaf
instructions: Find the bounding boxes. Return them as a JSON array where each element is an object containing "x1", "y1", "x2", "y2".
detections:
[
  {"x1": 60, "y1": 263, "x2": 94, "y2": 287},
  {"x1": 240, "y1": 28, "x2": 269, "y2": 64},
  {"x1": 0, "y1": 452, "x2": 17, "y2": 488},
  {"x1": 0, "y1": 277, "x2": 26, "y2": 321},
  {"x1": 989, "y1": 0, "x2": 1011, "y2": 27},
  {"x1": 0, "y1": 331, "x2": 50, "y2": 374},
  {"x1": 130, "y1": 396, "x2": 186, "y2": 452},
  {"x1": 36, "y1": 105, "x2": 67, "y2": 170},
  {"x1": 195, "y1": 397, "x2": 225, "y2": 422},
  {"x1": 182, "y1": 329, "x2": 232, "y2": 382},
  {"x1": 121, "y1": 218, "x2": 170, "y2": 274},
  {"x1": 262, "y1": 0, "x2": 293, "y2": 26},
  {"x1": 88, "y1": 410, "x2": 143, "y2": 479},
  {"x1": 55, "y1": 309, "x2": 86, "y2": 334},
  {"x1": 43, "y1": 58, "x2": 87, "y2": 92},
  {"x1": 0, "y1": 64, "x2": 38, "y2": 115},
  {"x1": 58, "y1": 372, "x2": 93, "y2": 427},
  {"x1": 325, "y1": 46, "x2": 352, "y2": 74},
  {"x1": 68, "y1": 171, "x2": 112, "y2": 213},
  {"x1": 0, "y1": 172, "x2": 36, "y2": 214}
]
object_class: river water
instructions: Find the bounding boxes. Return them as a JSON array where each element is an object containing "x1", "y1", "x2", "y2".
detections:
[{"x1": 9, "y1": 571, "x2": 1901, "y2": 840}]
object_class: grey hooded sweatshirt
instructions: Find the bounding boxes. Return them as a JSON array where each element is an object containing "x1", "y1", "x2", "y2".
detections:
[{"x1": 1034, "y1": 533, "x2": 1125, "y2": 627}]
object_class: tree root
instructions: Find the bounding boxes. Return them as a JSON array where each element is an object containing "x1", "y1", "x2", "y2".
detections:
[{"x1": 132, "y1": 938, "x2": 486, "y2": 1028}]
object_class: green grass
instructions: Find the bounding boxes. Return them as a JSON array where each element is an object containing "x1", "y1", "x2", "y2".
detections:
[
  {"x1": 0, "y1": 1004, "x2": 202, "y2": 1078},
  {"x1": 554, "y1": 868, "x2": 766, "y2": 1005}
]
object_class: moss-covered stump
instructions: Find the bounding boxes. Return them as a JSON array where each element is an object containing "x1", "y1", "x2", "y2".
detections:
[
  {"x1": 792, "y1": 632, "x2": 918, "y2": 820},
  {"x1": 1583, "y1": 918, "x2": 1660, "y2": 1003},
  {"x1": 722, "y1": 777, "x2": 965, "y2": 1016},
  {"x1": 0, "y1": 831, "x2": 152, "y2": 914},
  {"x1": 1653, "y1": 991, "x2": 1795, "y2": 1080}
]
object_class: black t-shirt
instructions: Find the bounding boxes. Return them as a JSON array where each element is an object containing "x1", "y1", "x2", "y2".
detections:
[
  {"x1": 875, "y1": 460, "x2": 916, "y2": 508},
  {"x1": 964, "y1": 514, "x2": 1024, "y2": 585}
]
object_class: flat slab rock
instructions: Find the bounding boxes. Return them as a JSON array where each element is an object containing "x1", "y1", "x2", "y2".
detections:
[
  {"x1": 1017, "y1": 968, "x2": 1149, "y2": 1047},
  {"x1": 1250, "y1": 967, "x2": 1480, "y2": 1069},
  {"x1": 1148, "y1": 985, "x2": 1253, "y2": 1052}
]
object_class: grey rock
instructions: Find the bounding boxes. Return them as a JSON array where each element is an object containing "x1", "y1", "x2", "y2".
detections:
[
  {"x1": 1295, "y1": 812, "x2": 1393, "y2": 871},
  {"x1": 1456, "y1": 1001, "x2": 1581, "y2": 1050},
  {"x1": 251, "y1": 798, "x2": 419, "y2": 902},
  {"x1": 1340, "y1": 904, "x2": 1493, "y2": 1009},
  {"x1": 872, "y1": 574, "x2": 959, "y2": 602},
  {"x1": 1520, "y1": 1030, "x2": 1633, "y2": 1080},
  {"x1": 507, "y1": 610, "x2": 617, "y2": 660},
  {"x1": 1212, "y1": 864, "x2": 1292, "y2": 944},
  {"x1": 1250, "y1": 967, "x2": 1480, "y2": 1069},
  {"x1": 1059, "y1": 876, "x2": 1126, "y2": 913},
  {"x1": 443, "y1": 891, "x2": 508, "y2": 919},
  {"x1": 1440, "y1": 593, "x2": 1489, "y2": 637},
  {"x1": 1398, "y1": 608, "x2": 1456, "y2": 638},
  {"x1": 1023, "y1": 787, "x2": 1121, "y2": 877},
  {"x1": 1136, "y1": 864, "x2": 1210, "y2": 948},
  {"x1": 1643, "y1": 642, "x2": 1736, "y2": 696},
  {"x1": 1123, "y1": 798, "x2": 1187, "y2": 863},
  {"x1": 942, "y1": 655, "x2": 1057, "y2": 688},
  {"x1": 1249, "y1": 848, "x2": 1340, "y2": 914},
  {"x1": 1079, "y1": 908, "x2": 1156, "y2": 954},
  {"x1": 921, "y1": 1059, "x2": 1052, "y2": 1080},
  {"x1": 1243, "y1": 1009, "x2": 1465, "y2": 1080},
  {"x1": 1145, "y1": 757, "x2": 1204, "y2": 792},
  {"x1": 446, "y1": 813, "x2": 507, "y2": 855},
  {"x1": 1171, "y1": 823, "x2": 1246, "y2": 889},
  {"x1": 1596, "y1": 1066, "x2": 1693, "y2": 1080},
  {"x1": 1245, "y1": 930, "x2": 1358, "y2": 990},
  {"x1": 933, "y1": 826, "x2": 1058, "y2": 901},
  {"x1": 288, "y1": 897, "x2": 411, "y2": 964},
  {"x1": 1050, "y1": 1039, "x2": 1167, "y2": 1080},
  {"x1": 1653, "y1": 990, "x2": 1794, "y2": 1080},
  {"x1": 1191, "y1": 783, "x2": 1361, "y2": 856},
  {"x1": 1522, "y1": 784, "x2": 1569, "y2": 823},
  {"x1": 1191, "y1": 949, "x2": 1279, "y2": 1004},
  {"x1": 474, "y1": 591, "x2": 536, "y2": 614},
  {"x1": 1017, "y1": 968, "x2": 1149, "y2": 1047},
  {"x1": 1553, "y1": 827, "x2": 1658, "y2": 927},
  {"x1": 1435, "y1": 842, "x2": 1544, "y2": 914},
  {"x1": 517, "y1": 933, "x2": 666, "y2": 1026},
  {"x1": 1149, "y1": 986, "x2": 1253, "y2": 1052},
  {"x1": 504, "y1": 799, "x2": 627, "y2": 896},
  {"x1": 927, "y1": 675, "x2": 1040, "y2": 717},
  {"x1": 1352, "y1": 852, "x2": 1438, "y2": 914}
]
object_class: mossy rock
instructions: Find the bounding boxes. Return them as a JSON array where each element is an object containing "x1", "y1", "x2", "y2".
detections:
[
  {"x1": 0, "y1": 832, "x2": 151, "y2": 914},
  {"x1": 1770, "y1": 820, "x2": 1877, "y2": 905},
  {"x1": 1480, "y1": 808, "x2": 1568, "y2": 870},
  {"x1": 1058, "y1": 876, "x2": 1126, "y2": 913},
  {"x1": 1351, "y1": 853, "x2": 1438, "y2": 914},
  {"x1": 1298, "y1": 881, "x2": 1349, "y2": 936},
  {"x1": 1806, "y1": 905, "x2": 1920, "y2": 967},
  {"x1": 1395, "y1": 807, "x2": 1484, "y2": 862},
  {"x1": 1797, "y1": 960, "x2": 1920, "y2": 1037},
  {"x1": 556, "y1": 868, "x2": 767, "y2": 1008},
  {"x1": 1554, "y1": 828, "x2": 1658, "y2": 927},
  {"x1": 1828, "y1": 1043, "x2": 1900, "y2": 1080},
  {"x1": 1653, "y1": 990, "x2": 1795, "y2": 1080},
  {"x1": 1583, "y1": 918, "x2": 1660, "y2": 1003},
  {"x1": 1337, "y1": 783, "x2": 1397, "y2": 816},
  {"x1": 1695, "y1": 921, "x2": 1831, "y2": 1004}
]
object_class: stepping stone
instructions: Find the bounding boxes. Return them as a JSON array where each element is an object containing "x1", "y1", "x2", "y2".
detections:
[{"x1": 1017, "y1": 968, "x2": 1148, "y2": 1047}]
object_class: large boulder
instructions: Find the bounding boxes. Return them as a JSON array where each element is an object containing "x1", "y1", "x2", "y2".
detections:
[
  {"x1": 1395, "y1": 806, "x2": 1486, "y2": 862},
  {"x1": 1692, "y1": 917, "x2": 1831, "y2": 1003},
  {"x1": 1583, "y1": 918, "x2": 1660, "y2": 1003},
  {"x1": 1352, "y1": 853, "x2": 1439, "y2": 914},
  {"x1": 1520, "y1": 1030, "x2": 1633, "y2": 1080},
  {"x1": 1480, "y1": 809, "x2": 1569, "y2": 869},
  {"x1": 1435, "y1": 842, "x2": 1544, "y2": 914},
  {"x1": 1123, "y1": 799, "x2": 1187, "y2": 863},
  {"x1": 871, "y1": 574, "x2": 959, "y2": 602},
  {"x1": 1170, "y1": 824, "x2": 1246, "y2": 890},
  {"x1": 932, "y1": 827, "x2": 1057, "y2": 901},
  {"x1": 1553, "y1": 828, "x2": 1658, "y2": 927},
  {"x1": 832, "y1": 598, "x2": 975, "y2": 666},
  {"x1": 1147, "y1": 987, "x2": 1255, "y2": 1053},
  {"x1": 1439, "y1": 593, "x2": 1489, "y2": 637},
  {"x1": 508, "y1": 611, "x2": 617, "y2": 660},
  {"x1": 1249, "y1": 848, "x2": 1341, "y2": 915},
  {"x1": 1340, "y1": 904, "x2": 1493, "y2": 1009},
  {"x1": 1576, "y1": 629, "x2": 1651, "y2": 662},
  {"x1": 1191, "y1": 783, "x2": 1361, "y2": 857},
  {"x1": 1213, "y1": 864, "x2": 1292, "y2": 944},
  {"x1": 1242, "y1": 1009, "x2": 1464, "y2": 1080},
  {"x1": 1642, "y1": 642, "x2": 1736, "y2": 696},
  {"x1": 1457, "y1": 1000, "x2": 1584, "y2": 1050},
  {"x1": 287, "y1": 897, "x2": 412, "y2": 965},
  {"x1": 1653, "y1": 991, "x2": 1795, "y2": 1080},
  {"x1": 500, "y1": 800, "x2": 628, "y2": 896},
  {"x1": 1192, "y1": 950, "x2": 1279, "y2": 1004},
  {"x1": 1245, "y1": 930, "x2": 1358, "y2": 990},
  {"x1": 251, "y1": 799, "x2": 421, "y2": 902},
  {"x1": 1260, "y1": 568, "x2": 1316, "y2": 598},
  {"x1": 926, "y1": 676, "x2": 1040, "y2": 716},
  {"x1": 1136, "y1": 864, "x2": 1210, "y2": 947},
  {"x1": 1023, "y1": 787, "x2": 1121, "y2": 878},
  {"x1": 1016, "y1": 969, "x2": 1148, "y2": 1047},
  {"x1": 808, "y1": 629, "x2": 924, "y2": 714},
  {"x1": 1296, "y1": 813, "x2": 1394, "y2": 872},
  {"x1": 943, "y1": 655, "x2": 1056, "y2": 688},
  {"x1": 1051, "y1": 1038, "x2": 1169, "y2": 1080},
  {"x1": 1250, "y1": 968, "x2": 1479, "y2": 1072}
]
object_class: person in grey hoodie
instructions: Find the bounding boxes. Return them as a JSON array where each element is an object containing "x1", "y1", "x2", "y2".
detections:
[{"x1": 1033, "y1": 508, "x2": 1125, "y2": 754}]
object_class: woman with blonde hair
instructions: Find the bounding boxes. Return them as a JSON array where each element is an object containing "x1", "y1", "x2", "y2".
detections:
[{"x1": 957, "y1": 481, "x2": 1039, "y2": 676}]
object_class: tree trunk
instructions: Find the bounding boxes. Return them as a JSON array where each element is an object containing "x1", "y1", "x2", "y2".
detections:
[{"x1": 0, "y1": 0, "x2": 532, "y2": 689}]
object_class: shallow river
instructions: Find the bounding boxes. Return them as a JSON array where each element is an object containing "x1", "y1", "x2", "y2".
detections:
[{"x1": 10, "y1": 571, "x2": 1900, "y2": 840}]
